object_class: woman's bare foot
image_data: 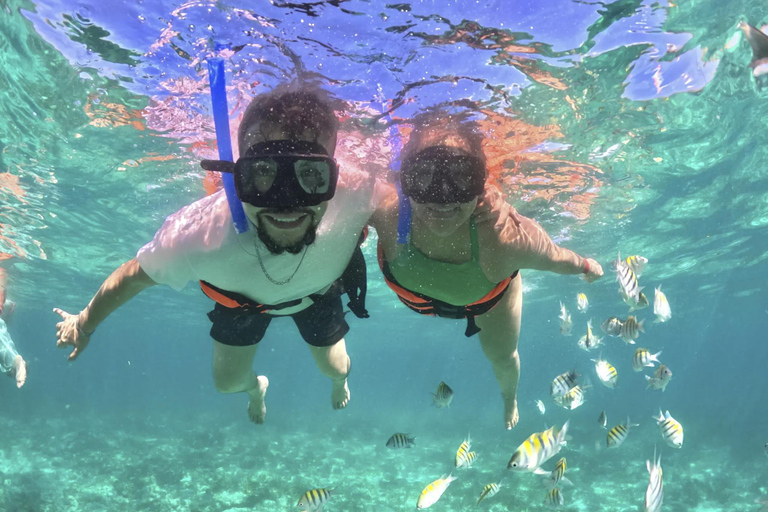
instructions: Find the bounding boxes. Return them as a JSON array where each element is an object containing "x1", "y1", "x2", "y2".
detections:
[
  {"x1": 504, "y1": 397, "x2": 519, "y2": 430},
  {"x1": 247, "y1": 375, "x2": 269, "y2": 424},
  {"x1": 14, "y1": 355, "x2": 26, "y2": 389},
  {"x1": 331, "y1": 377, "x2": 350, "y2": 410}
]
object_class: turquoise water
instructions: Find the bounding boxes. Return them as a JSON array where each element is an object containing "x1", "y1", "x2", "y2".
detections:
[{"x1": 1, "y1": 0, "x2": 767, "y2": 510}]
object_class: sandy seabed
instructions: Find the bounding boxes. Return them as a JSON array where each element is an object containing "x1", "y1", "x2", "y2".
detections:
[{"x1": 0, "y1": 409, "x2": 764, "y2": 512}]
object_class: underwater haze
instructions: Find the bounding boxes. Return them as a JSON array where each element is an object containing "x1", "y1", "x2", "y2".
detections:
[{"x1": 0, "y1": 0, "x2": 767, "y2": 511}]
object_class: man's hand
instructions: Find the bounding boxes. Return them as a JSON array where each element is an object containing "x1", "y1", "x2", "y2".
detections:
[
  {"x1": 53, "y1": 308, "x2": 92, "y2": 361},
  {"x1": 583, "y1": 258, "x2": 604, "y2": 283}
]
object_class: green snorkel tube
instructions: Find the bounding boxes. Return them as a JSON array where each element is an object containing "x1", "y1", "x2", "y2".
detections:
[{"x1": 207, "y1": 58, "x2": 248, "y2": 233}]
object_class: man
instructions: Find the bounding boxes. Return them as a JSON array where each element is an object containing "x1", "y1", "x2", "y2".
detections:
[
  {"x1": 54, "y1": 85, "x2": 379, "y2": 424},
  {"x1": 0, "y1": 266, "x2": 26, "y2": 388}
]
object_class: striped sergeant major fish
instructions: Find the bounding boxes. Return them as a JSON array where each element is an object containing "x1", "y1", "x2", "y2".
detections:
[
  {"x1": 578, "y1": 319, "x2": 603, "y2": 352},
  {"x1": 607, "y1": 417, "x2": 639, "y2": 448},
  {"x1": 554, "y1": 385, "x2": 588, "y2": 411},
  {"x1": 416, "y1": 473, "x2": 457, "y2": 509},
  {"x1": 601, "y1": 316, "x2": 623, "y2": 337},
  {"x1": 455, "y1": 435, "x2": 471, "y2": 468},
  {"x1": 550, "y1": 369, "x2": 579, "y2": 398},
  {"x1": 543, "y1": 457, "x2": 573, "y2": 489},
  {"x1": 598, "y1": 410, "x2": 607, "y2": 429},
  {"x1": 297, "y1": 488, "x2": 333, "y2": 511},
  {"x1": 577, "y1": 293, "x2": 589, "y2": 312},
  {"x1": 614, "y1": 252, "x2": 642, "y2": 302},
  {"x1": 558, "y1": 302, "x2": 573, "y2": 335},
  {"x1": 654, "y1": 409, "x2": 684, "y2": 449},
  {"x1": 633, "y1": 348, "x2": 662, "y2": 372},
  {"x1": 623, "y1": 289, "x2": 649, "y2": 311},
  {"x1": 625, "y1": 254, "x2": 648, "y2": 277},
  {"x1": 432, "y1": 381, "x2": 453, "y2": 408},
  {"x1": 544, "y1": 487, "x2": 564, "y2": 508},
  {"x1": 476, "y1": 482, "x2": 501, "y2": 505},
  {"x1": 507, "y1": 420, "x2": 570, "y2": 474},
  {"x1": 465, "y1": 451, "x2": 479, "y2": 468},
  {"x1": 386, "y1": 433, "x2": 415, "y2": 448},
  {"x1": 646, "y1": 364, "x2": 673, "y2": 392},
  {"x1": 592, "y1": 357, "x2": 618, "y2": 388},
  {"x1": 619, "y1": 315, "x2": 644, "y2": 344},
  {"x1": 644, "y1": 449, "x2": 663, "y2": 512}
]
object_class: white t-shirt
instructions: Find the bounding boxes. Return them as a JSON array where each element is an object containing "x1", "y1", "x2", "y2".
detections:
[{"x1": 137, "y1": 175, "x2": 382, "y2": 315}]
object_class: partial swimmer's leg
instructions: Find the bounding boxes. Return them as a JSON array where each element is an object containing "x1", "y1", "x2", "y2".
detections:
[
  {"x1": 308, "y1": 339, "x2": 351, "y2": 410},
  {"x1": 476, "y1": 275, "x2": 523, "y2": 430},
  {"x1": 13, "y1": 354, "x2": 26, "y2": 388},
  {"x1": 211, "y1": 341, "x2": 268, "y2": 424}
]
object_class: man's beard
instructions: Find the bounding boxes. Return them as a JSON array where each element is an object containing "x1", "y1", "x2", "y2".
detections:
[{"x1": 255, "y1": 211, "x2": 318, "y2": 255}]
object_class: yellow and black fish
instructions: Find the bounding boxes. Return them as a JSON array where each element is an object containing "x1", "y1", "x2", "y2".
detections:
[
  {"x1": 297, "y1": 488, "x2": 333, "y2": 511},
  {"x1": 386, "y1": 433, "x2": 415, "y2": 448},
  {"x1": 508, "y1": 421, "x2": 570, "y2": 474},
  {"x1": 455, "y1": 435, "x2": 472, "y2": 468},
  {"x1": 606, "y1": 417, "x2": 639, "y2": 448},
  {"x1": 544, "y1": 487, "x2": 564, "y2": 508},
  {"x1": 476, "y1": 482, "x2": 501, "y2": 505},
  {"x1": 550, "y1": 369, "x2": 579, "y2": 398}
]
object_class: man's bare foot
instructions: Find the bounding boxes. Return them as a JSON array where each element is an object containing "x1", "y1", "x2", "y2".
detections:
[
  {"x1": 504, "y1": 397, "x2": 519, "y2": 430},
  {"x1": 14, "y1": 355, "x2": 26, "y2": 389},
  {"x1": 247, "y1": 375, "x2": 269, "y2": 424},
  {"x1": 331, "y1": 377, "x2": 350, "y2": 410}
]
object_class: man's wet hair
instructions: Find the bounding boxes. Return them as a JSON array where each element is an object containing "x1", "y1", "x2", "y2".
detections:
[
  {"x1": 238, "y1": 84, "x2": 339, "y2": 152},
  {"x1": 402, "y1": 109, "x2": 486, "y2": 164}
]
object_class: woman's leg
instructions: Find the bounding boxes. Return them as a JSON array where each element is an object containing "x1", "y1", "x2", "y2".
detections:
[
  {"x1": 308, "y1": 338, "x2": 351, "y2": 410},
  {"x1": 476, "y1": 274, "x2": 523, "y2": 430},
  {"x1": 211, "y1": 341, "x2": 269, "y2": 424}
]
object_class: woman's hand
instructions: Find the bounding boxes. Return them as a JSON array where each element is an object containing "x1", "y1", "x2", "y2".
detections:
[{"x1": 54, "y1": 308, "x2": 92, "y2": 361}]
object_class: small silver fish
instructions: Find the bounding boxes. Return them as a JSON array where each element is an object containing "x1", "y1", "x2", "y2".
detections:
[
  {"x1": 645, "y1": 364, "x2": 672, "y2": 392},
  {"x1": 386, "y1": 433, "x2": 415, "y2": 448},
  {"x1": 653, "y1": 285, "x2": 671, "y2": 323},
  {"x1": 644, "y1": 449, "x2": 663, "y2": 512},
  {"x1": 432, "y1": 381, "x2": 453, "y2": 408},
  {"x1": 601, "y1": 316, "x2": 623, "y2": 336},
  {"x1": 633, "y1": 348, "x2": 662, "y2": 372},
  {"x1": 558, "y1": 302, "x2": 573, "y2": 335},
  {"x1": 536, "y1": 399, "x2": 546, "y2": 415},
  {"x1": 598, "y1": 410, "x2": 607, "y2": 429}
]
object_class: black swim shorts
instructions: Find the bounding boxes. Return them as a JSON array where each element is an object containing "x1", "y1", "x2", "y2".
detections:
[{"x1": 207, "y1": 287, "x2": 350, "y2": 348}]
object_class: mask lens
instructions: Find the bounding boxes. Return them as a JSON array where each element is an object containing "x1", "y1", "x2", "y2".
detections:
[
  {"x1": 294, "y1": 159, "x2": 331, "y2": 194},
  {"x1": 239, "y1": 158, "x2": 279, "y2": 195},
  {"x1": 402, "y1": 159, "x2": 436, "y2": 194}
]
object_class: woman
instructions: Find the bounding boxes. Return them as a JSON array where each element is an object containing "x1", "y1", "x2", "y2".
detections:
[{"x1": 371, "y1": 111, "x2": 603, "y2": 429}]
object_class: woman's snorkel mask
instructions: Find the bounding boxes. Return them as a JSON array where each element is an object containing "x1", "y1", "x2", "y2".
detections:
[{"x1": 400, "y1": 145, "x2": 486, "y2": 204}]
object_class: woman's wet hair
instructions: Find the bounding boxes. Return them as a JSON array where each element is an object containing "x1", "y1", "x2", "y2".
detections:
[
  {"x1": 402, "y1": 109, "x2": 486, "y2": 164},
  {"x1": 238, "y1": 84, "x2": 339, "y2": 152}
]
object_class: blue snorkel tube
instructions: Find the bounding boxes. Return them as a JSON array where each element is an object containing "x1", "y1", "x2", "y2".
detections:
[
  {"x1": 207, "y1": 58, "x2": 249, "y2": 234},
  {"x1": 377, "y1": 92, "x2": 411, "y2": 244}
]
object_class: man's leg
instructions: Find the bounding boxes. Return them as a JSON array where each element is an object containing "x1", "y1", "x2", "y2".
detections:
[
  {"x1": 475, "y1": 275, "x2": 523, "y2": 430},
  {"x1": 308, "y1": 338, "x2": 351, "y2": 410},
  {"x1": 212, "y1": 341, "x2": 269, "y2": 424}
]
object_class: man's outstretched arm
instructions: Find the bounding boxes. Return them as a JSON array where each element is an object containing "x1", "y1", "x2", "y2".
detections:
[{"x1": 54, "y1": 258, "x2": 156, "y2": 361}]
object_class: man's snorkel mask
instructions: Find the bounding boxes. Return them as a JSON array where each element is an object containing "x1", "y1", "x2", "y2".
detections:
[{"x1": 201, "y1": 139, "x2": 339, "y2": 209}]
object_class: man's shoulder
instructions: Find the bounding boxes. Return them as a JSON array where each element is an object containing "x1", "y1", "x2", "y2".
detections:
[{"x1": 151, "y1": 190, "x2": 233, "y2": 250}]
